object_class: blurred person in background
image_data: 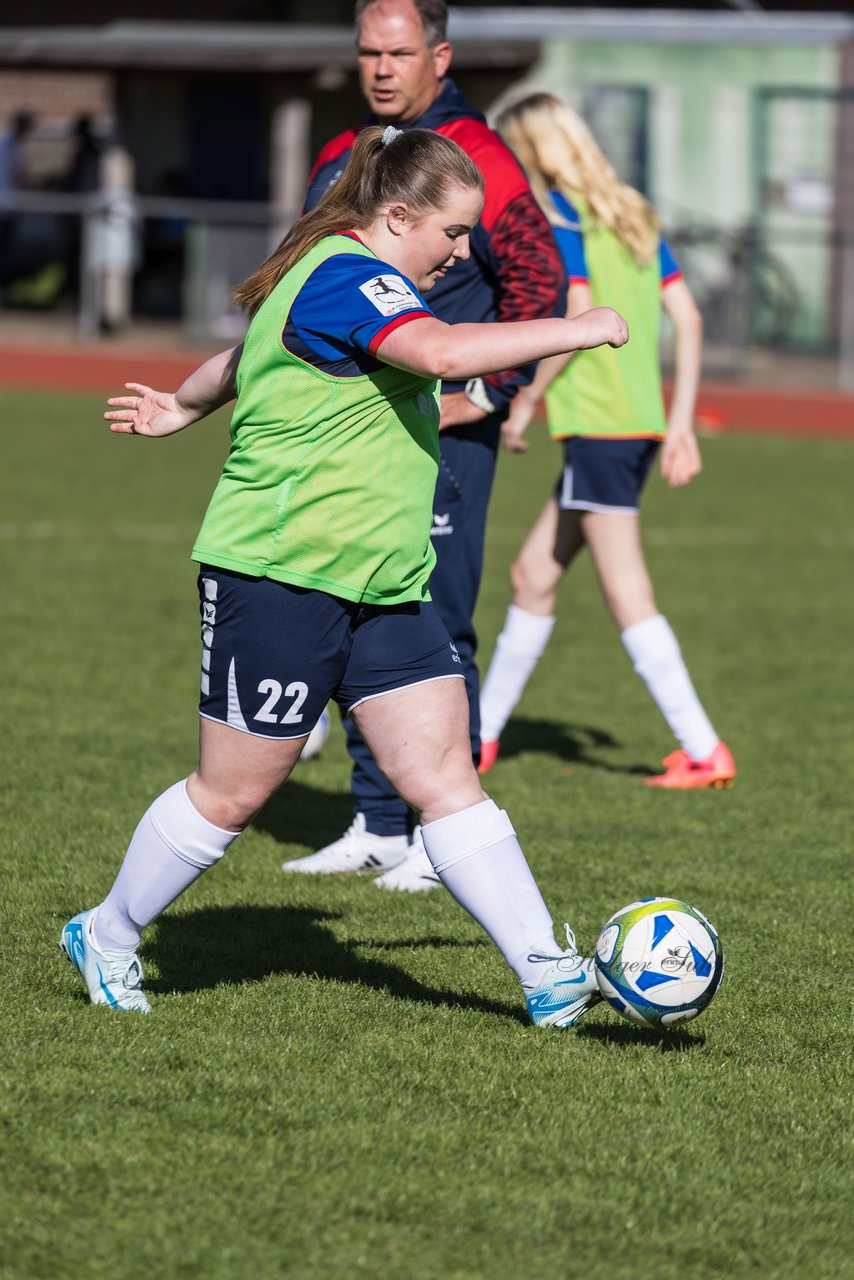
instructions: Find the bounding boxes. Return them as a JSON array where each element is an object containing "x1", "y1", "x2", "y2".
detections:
[
  {"x1": 66, "y1": 114, "x2": 103, "y2": 195},
  {"x1": 284, "y1": 0, "x2": 567, "y2": 891},
  {"x1": 477, "y1": 93, "x2": 735, "y2": 791},
  {"x1": 62, "y1": 114, "x2": 105, "y2": 302},
  {"x1": 0, "y1": 110, "x2": 35, "y2": 296}
]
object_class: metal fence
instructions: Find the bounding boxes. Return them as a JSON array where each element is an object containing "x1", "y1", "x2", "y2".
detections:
[
  {"x1": 754, "y1": 86, "x2": 854, "y2": 388},
  {"x1": 1, "y1": 190, "x2": 853, "y2": 388},
  {"x1": 0, "y1": 189, "x2": 288, "y2": 344},
  {"x1": 665, "y1": 222, "x2": 854, "y2": 385},
  {"x1": 576, "y1": 81, "x2": 854, "y2": 388}
]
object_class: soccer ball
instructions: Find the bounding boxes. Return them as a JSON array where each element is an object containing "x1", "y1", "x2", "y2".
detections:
[
  {"x1": 594, "y1": 897, "x2": 724, "y2": 1029},
  {"x1": 299, "y1": 708, "x2": 330, "y2": 761}
]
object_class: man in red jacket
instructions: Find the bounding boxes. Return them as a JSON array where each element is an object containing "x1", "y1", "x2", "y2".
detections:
[{"x1": 282, "y1": 0, "x2": 567, "y2": 889}]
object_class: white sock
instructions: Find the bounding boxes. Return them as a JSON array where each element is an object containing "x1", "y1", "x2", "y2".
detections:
[
  {"x1": 621, "y1": 614, "x2": 719, "y2": 761},
  {"x1": 479, "y1": 605, "x2": 556, "y2": 742},
  {"x1": 420, "y1": 799, "x2": 560, "y2": 988},
  {"x1": 91, "y1": 780, "x2": 239, "y2": 952}
]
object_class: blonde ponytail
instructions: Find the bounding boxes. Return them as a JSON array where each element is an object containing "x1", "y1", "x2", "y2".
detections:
[{"x1": 495, "y1": 93, "x2": 661, "y2": 267}]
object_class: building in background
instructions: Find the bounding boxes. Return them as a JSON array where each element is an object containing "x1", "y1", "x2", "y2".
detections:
[
  {"x1": 474, "y1": 8, "x2": 854, "y2": 369},
  {"x1": 0, "y1": 16, "x2": 538, "y2": 336},
  {"x1": 0, "y1": 7, "x2": 852, "y2": 383}
]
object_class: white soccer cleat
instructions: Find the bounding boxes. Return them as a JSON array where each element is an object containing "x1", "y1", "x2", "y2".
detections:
[
  {"x1": 525, "y1": 925, "x2": 602, "y2": 1028},
  {"x1": 59, "y1": 909, "x2": 150, "y2": 1013},
  {"x1": 374, "y1": 829, "x2": 441, "y2": 893},
  {"x1": 281, "y1": 813, "x2": 411, "y2": 875}
]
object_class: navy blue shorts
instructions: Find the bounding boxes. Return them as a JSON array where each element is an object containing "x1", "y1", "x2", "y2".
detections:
[
  {"x1": 557, "y1": 437, "x2": 660, "y2": 514},
  {"x1": 197, "y1": 568, "x2": 463, "y2": 740}
]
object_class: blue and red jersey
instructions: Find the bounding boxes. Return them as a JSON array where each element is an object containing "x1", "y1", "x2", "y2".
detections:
[
  {"x1": 548, "y1": 190, "x2": 682, "y2": 290},
  {"x1": 284, "y1": 233, "x2": 431, "y2": 377},
  {"x1": 303, "y1": 79, "x2": 567, "y2": 411}
]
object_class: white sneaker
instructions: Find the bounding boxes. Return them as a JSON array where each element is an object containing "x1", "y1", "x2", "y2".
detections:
[
  {"x1": 525, "y1": 925, "x2": 602, "y2": 1028},
  {"x1": 375, "y1": 830, "x2": 441, "y2": 893},
  {"x1": 281, "y1": 813, "x2": 411, "y2": 875},
  {"x1": 59, "y1": 909, "x2": 150, "y2": 1013}
]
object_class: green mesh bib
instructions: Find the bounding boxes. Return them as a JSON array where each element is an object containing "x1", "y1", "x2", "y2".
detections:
[
  {"x1": 192, "y1": 236, "x2": 440, "y2": 605},
  {"x1": 545, "y1": 198, "x2": 666, "y2": 439}
]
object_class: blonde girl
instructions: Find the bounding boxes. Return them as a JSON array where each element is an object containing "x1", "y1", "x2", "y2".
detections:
[{"x1": 478, "y1": 94, "x2": 734, "y2": 789}]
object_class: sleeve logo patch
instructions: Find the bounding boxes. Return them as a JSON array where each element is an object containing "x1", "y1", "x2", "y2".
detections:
[{"x1": 359, "y1": 274, "x2": 421, "y2": 316}]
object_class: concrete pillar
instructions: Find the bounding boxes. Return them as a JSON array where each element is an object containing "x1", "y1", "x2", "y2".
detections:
[
  {"x1": 99, "y1": 144, "x2": 136, "y2": 331},
  {"x1": 79, "y1": 142, "x2": 137, "y2": 338},
  {"x1": 269, "y1": 97, "x2": 312, "y2": 247}
]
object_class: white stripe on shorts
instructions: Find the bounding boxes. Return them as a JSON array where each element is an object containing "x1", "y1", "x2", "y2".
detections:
[
  {"x1": 559, "y1": 464, "x2": 638, "y2": 514},
  {"x1": 562, "y1": 498, "x2": 639, "y2": 515},
  {"x1": 347, "y1": 672, "x2": 464, "y2": 714}
]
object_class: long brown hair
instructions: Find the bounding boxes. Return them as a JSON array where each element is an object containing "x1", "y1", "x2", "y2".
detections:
[
  {"x1": 234, "y1": 125, "x2": 483, "y2": 315},
  {"x1": 495, "y1": 93, "x2": 661, "y2": 267}
]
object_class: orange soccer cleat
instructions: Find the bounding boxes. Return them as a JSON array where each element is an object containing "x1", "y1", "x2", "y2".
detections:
[
  {"x1": 644, "y1": 740, "x2": 736, "y2": 790},
  {"x1": 477, "y1": 739, "x2": 500, "y2": 775}
]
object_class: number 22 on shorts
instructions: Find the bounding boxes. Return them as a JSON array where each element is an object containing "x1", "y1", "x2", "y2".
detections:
[{"x1": 254, "y1": 680, "x2": 309, "y2": 724}]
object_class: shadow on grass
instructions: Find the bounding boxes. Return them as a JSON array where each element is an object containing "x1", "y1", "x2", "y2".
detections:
[
  {"x1": 147, "y1": 904, "x2": 525, "y2": 1024},
  {"x1": 250, "y1": 776, "x2": 356, "y2": 850},
  {"x1": 250, "y1": 719, "x2": 653, "y2": 857},
  {"x1": 500, "y1": 717, "x2": 651, "y2": 777},
  {"x1": 577, "y1": 1019, "x2": 706, "y2": 1051}
]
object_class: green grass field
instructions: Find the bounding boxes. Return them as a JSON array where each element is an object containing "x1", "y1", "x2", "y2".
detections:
[{"x1": 2, "y1": 389, "x2": 852, "y2": 1280}]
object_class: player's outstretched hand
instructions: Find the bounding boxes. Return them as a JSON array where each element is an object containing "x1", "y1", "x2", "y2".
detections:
[
  {"x1": 574, "y1": 307, "x2": 629, "y2": 351},
  {"x1": 105, "y1": 383, "x2": 192, "y2": 437},
  {"x1": 501, "y1": 391, "x2": 537, "y2": 453},
  {"x1": 660, "y1": 429, "x2": 702, "y2": 488}
]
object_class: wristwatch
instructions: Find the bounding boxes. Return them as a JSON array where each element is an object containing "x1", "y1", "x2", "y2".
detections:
[{"x1": 464, "y1": 377, "x2": 496, "y2": 415}]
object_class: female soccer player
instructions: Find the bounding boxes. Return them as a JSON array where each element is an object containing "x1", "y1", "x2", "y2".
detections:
[
  {"x1": 477, "y1": 94, "x2": 735, "y2": 789},
  {"x1": 59, "y1": 125, "x2": 627, "y2": 1024}
]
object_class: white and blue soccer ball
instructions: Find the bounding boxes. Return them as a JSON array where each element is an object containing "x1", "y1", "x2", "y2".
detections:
[
  {"x1": 299, "y1": 708, "x2": 330, "y2": 761},
  {"x1": 594, "y1": 897, "x2": 724, "y2": 1029}
]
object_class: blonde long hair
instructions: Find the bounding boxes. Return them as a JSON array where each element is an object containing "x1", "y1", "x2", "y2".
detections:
[
  {"x1": 495, "y1": 92, "x2": 660, "y2": 267},
  {"x1": 234, "y1": 126, "x2": 484, "y2": 315}
]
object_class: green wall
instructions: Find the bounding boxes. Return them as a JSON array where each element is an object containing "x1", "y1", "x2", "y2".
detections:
[{"x1": 504, "y1": 38, "x2": 841, "y2": 347}]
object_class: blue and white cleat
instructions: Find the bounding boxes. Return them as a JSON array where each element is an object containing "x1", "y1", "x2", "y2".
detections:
[
  {"x1": 525, "y1": 925, "x2": 602, "y2": 1028},
  {"x1": 59, "y1": 910, "x2": 150, "y2": 1013}
]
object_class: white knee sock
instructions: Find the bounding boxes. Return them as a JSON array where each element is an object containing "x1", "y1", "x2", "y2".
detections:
[
  {"x1": 92, "y1": 779, "x2": 239, "y2": 952},
  {"x1": 420, "y1": 799, "x2": 560, "y2": 988},
  {"x1": 479, "y1": 606, "x2": 556, "y2": 742},
  {"x1": 621, "y1": 614, "x2": 718, "y2": 761}
]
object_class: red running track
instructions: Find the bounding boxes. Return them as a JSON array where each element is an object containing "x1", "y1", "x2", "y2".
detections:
[{"x1": 0, "y1": 343, "x2": 852, "y2": 439}]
